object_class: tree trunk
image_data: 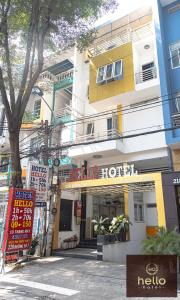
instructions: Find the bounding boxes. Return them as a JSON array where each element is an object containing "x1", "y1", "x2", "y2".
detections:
[{"x1": 9, "y1": 129, "x2": 23, "y2": 188}]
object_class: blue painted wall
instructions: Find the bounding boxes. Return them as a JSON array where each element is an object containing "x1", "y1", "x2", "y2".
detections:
[{"x1": 156, "y1": 0, "x2": 180, "y2": 145}]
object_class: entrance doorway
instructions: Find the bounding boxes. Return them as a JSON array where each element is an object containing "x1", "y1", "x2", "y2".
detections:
[
  {"x1": 92, "y1": 193, "x2": 124, "y2": 237},
  {"x1": 175, "y1": 186, "x2": 180, "y2": 231}
]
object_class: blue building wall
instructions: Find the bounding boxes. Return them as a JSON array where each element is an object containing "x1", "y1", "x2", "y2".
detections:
[{"x1": 156, "y1": 0, "x2": 180, "y2": 145}]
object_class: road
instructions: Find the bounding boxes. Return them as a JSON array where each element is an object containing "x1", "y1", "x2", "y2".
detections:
[{"x1": 0, "y1": 256, "x2": 179, "y2": 300}]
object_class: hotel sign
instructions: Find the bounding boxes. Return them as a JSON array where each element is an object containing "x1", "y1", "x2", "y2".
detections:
[
  {"x1": 2, "y1": 188, "x2": 35, "y2": 252},
  {"x1": 68, "y1": 163, "x2": 137, "y2": 182},
  {"x1": 27, "y1": 162, "x2": 49, "y2": 202},
  {"x1": 101, "y1": 163, "x2": 137, "y2": 178}
]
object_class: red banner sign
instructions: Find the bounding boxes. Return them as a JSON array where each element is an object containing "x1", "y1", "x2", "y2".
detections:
[{"x1": 2, "y1": 188, "x2": 36, "y2": 252}]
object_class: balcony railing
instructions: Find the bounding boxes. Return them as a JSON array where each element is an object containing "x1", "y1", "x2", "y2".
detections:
[
  {"x1": 53, "y1": 105, "x2": 72, "y2": 125},
  {"x1": 40, "y1": 69, "x2": 74, "y2": 91},
  {"x1": 73, "y1": 128, "x2": 122, "y2": 145},
  {"x1": 135, "y1": 67, "x2": 157, "y2": 84},
  {"x1": 89, "y1": 22, "x2": 153, "y2": 57},
  {"x1": 172, "y1": 113, "x2": 180, "y2": 128}
]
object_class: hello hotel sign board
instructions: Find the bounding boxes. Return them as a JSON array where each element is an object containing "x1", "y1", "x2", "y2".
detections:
[
  {"x1": 27, "y1": 162, "x2": 49, "y2": 202},
  {"x1": 68, "y1": 163, "x2": 138, "y2": 182}
]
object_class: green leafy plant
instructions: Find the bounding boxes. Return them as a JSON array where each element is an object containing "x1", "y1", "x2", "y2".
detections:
[
  {"x1": 109, "y1": 215, "x2": 131, "y2": 234},
  {"x1": 142, "y1": 227, "x2": 180, "y2": 255},
  {"x1": 91, "y1": 216, "x2": 109, "y2": 235},
  {"x1": 29, "y1": 235, "x2": 39, "y2": 255}
]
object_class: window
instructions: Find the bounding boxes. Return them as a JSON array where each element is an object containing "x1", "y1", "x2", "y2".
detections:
[
  {"x1": 170, "y1": 41, "x2": 180, "y2": 69},
  {"x1": 107, "y1": 118, "x2": 112, "y2": 131},
  {"x1": 96, "y1": 60, "x2": 123, "y2": 84},
  {"x1": 175, "y1": 93, "x2": 180, "y2": 112},
  {"x1": 142, "y1": 62, "x2": 154, "y2": 82},
  {"x1": 97, "y1": 66, "x2": 106, "y2": 84},
  {"x1": 114, "y1": 60, "x2": 123, "y2": 79},
  {"x1": 134, "y1": 192, "x2": 144, "y2": 222},
  {"x1": 33, "y1": 99, "x2": 41, "y2": 119},
  {"x1": 59, "y1": 199, "x2": 72, "y2": 231},
  {"x1": 105, "y1": 64, "x2": 113, "y2": 80},
  {"x1": 86, "y1": 123, "x2": 94, "y2": 136}
]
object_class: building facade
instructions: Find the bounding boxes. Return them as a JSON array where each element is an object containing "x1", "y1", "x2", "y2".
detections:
[{"x1": 52, "y1": 3, "x2": 174, "y2": 251}]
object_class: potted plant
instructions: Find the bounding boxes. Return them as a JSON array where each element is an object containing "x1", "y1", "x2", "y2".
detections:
[
  {"x1": 91, "y1": 216, "x2": 110, "y2": 244},
  {"x1": 109, "y1": 215, "x2": 131, "y2": 242},
  {"x1": 142, "y1": 227, "x2": 180, "y2": 273},
  {"x1": 29, "y1": 235, "x2": 39, "y2": 256},
  {"x1": 142, "y1": 227, "x2": 180, "y2": 255}
]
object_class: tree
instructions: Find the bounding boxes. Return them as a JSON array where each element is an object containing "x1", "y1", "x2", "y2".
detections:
[{"x1": 0, "y1": 0, "x2": 117, "y2": 187}]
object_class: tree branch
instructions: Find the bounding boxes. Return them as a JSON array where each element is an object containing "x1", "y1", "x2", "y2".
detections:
[
  {"x1": 0, "y1": 66, "x2": 12, "y2": 124},
  {"x1": 3, "y1": 17, "x2": 15, "y2": 112},
  {"x1": 29, "y1": 34, "x2": 36, "y2": 81},
  {"x1": 16, "y1": 0, "x2": 40, "y2": 106}
]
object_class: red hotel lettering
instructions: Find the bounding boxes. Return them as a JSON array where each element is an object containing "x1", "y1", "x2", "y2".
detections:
[
  {"x1": 31, "y1": 172, "x2": 46, "y2": 178},
  {"x1": 69, "y1": 166, "x2": 99, "y2": 181}
]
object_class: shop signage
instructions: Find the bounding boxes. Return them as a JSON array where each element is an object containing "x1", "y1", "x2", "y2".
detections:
[
  {"x1": 68, "y1": 163, "x2": 137, "y2": 182},
  {"x1": 69, "y1": 166, "x2": 99, "y2": 181},
  {"x1": 5, "y1": 252, "x2": 18, "y2": 264},
  {"x1": 2, "y1": 188, "x2": 35, "y2": 252},
  {"x1": 101, "y1": 163, "x2": 138, "y2": 178},
  {"x1": 127, "y1": 255, "x2": 177, "y2": 297},
  {"x1": 27, "y1": 162, "x2": 49, "y2": 202},
  {"x1": 173, "y1": 178, "x2": 180, "y2": 185},
  {"x1": 35, "y1": 201, "x2": 47, "y2": 208}
]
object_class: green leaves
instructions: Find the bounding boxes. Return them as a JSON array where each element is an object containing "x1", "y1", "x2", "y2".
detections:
[
  {"x1": 109, "y1": 215, "x2": 131, "y2": 234},
  {"x1": 142, "y1": 227, "x2": 180, "y2": 255},
  {"x1": 91, "y1": 216, "x2": 109, "y2": 235}
]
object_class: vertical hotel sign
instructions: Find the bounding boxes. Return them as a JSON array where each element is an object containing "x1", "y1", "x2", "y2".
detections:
[
  {"x1": 27, "y1": 162, "x2": 49, "y2": 202},
  {"x1": 2, "y1": 188, "x2": 35, "y2": 252}
]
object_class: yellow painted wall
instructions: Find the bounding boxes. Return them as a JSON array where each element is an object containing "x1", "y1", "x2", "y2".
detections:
[
  {"x1": 89, "y1": 42, "x2": 135, "y2": 103},
  {"x1": 172, "y1": 149, "x2": 180, "y2": 171}
]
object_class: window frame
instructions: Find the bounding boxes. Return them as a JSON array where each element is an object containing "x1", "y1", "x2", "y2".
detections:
[
  {"x1": 113, "y1": 60, "x2": 123, "y2": 79},
  {"x1": 133, "y1": 192, "x2": 144, "y2": 223},
  {"x1": 96, "y1": 65, "x2": 106, "y2": 84},
  {"x1": 96, "y1": 60, "x2": 123, "y2": 84},
  {"x1": 175, "y1": 92, "x2": 180, "y2": 113},
  {"x1": 33, "y1": 99, "x2": 41, "y2": 119},
  {"x1": 169, "y1": 41, "x2": 180, "y2": 69},
  {"x1": 86, "y1": 122, "x2": 94, "y2": 136}
]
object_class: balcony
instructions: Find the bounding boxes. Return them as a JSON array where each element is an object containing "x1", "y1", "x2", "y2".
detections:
[
  {"x1": 89, "y1": 22, "x2": 153, "y2": 57},
  {"x1": 39, "y1": 69, "x2": 74, "y2": 91},
  {"x1": 54, "y1": 69, "x2": 73, "y2": 91},
  {"x1": 68, "y1": 129, "x2": 125, "y2": 159},
  {"x1": 172, "y1": 113, "x2": 180, "y2": 128},
  {"x1": 74, "y1": 128, "x2": 121, "y2": 144},
  {"x1": 135, "y1": 67, "x2": 157, "y2": 84},
  {"x1": 54, "y1": 105, "x2": 72, "y2": 125}
]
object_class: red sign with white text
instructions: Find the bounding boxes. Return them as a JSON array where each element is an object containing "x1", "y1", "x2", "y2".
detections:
[{"x1": 2, "y1": 188, "x2": 36, "y2": 252}]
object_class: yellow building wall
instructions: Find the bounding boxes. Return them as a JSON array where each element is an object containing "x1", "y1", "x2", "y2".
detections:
[
  {"x1": 172, "y1": 149, "x2": 180, "y2": 171},
  {"x1": 89, "y1": 42, "x2": 135, "y2": 103}
]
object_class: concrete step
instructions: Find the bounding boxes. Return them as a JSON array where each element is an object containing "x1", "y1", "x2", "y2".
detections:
[
  {"x1": 78, "y1": 239, "x2": 97, "y2": 249},
  {"x1": 52, "y1": 248, "x2": 97, "y2": 260}
]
